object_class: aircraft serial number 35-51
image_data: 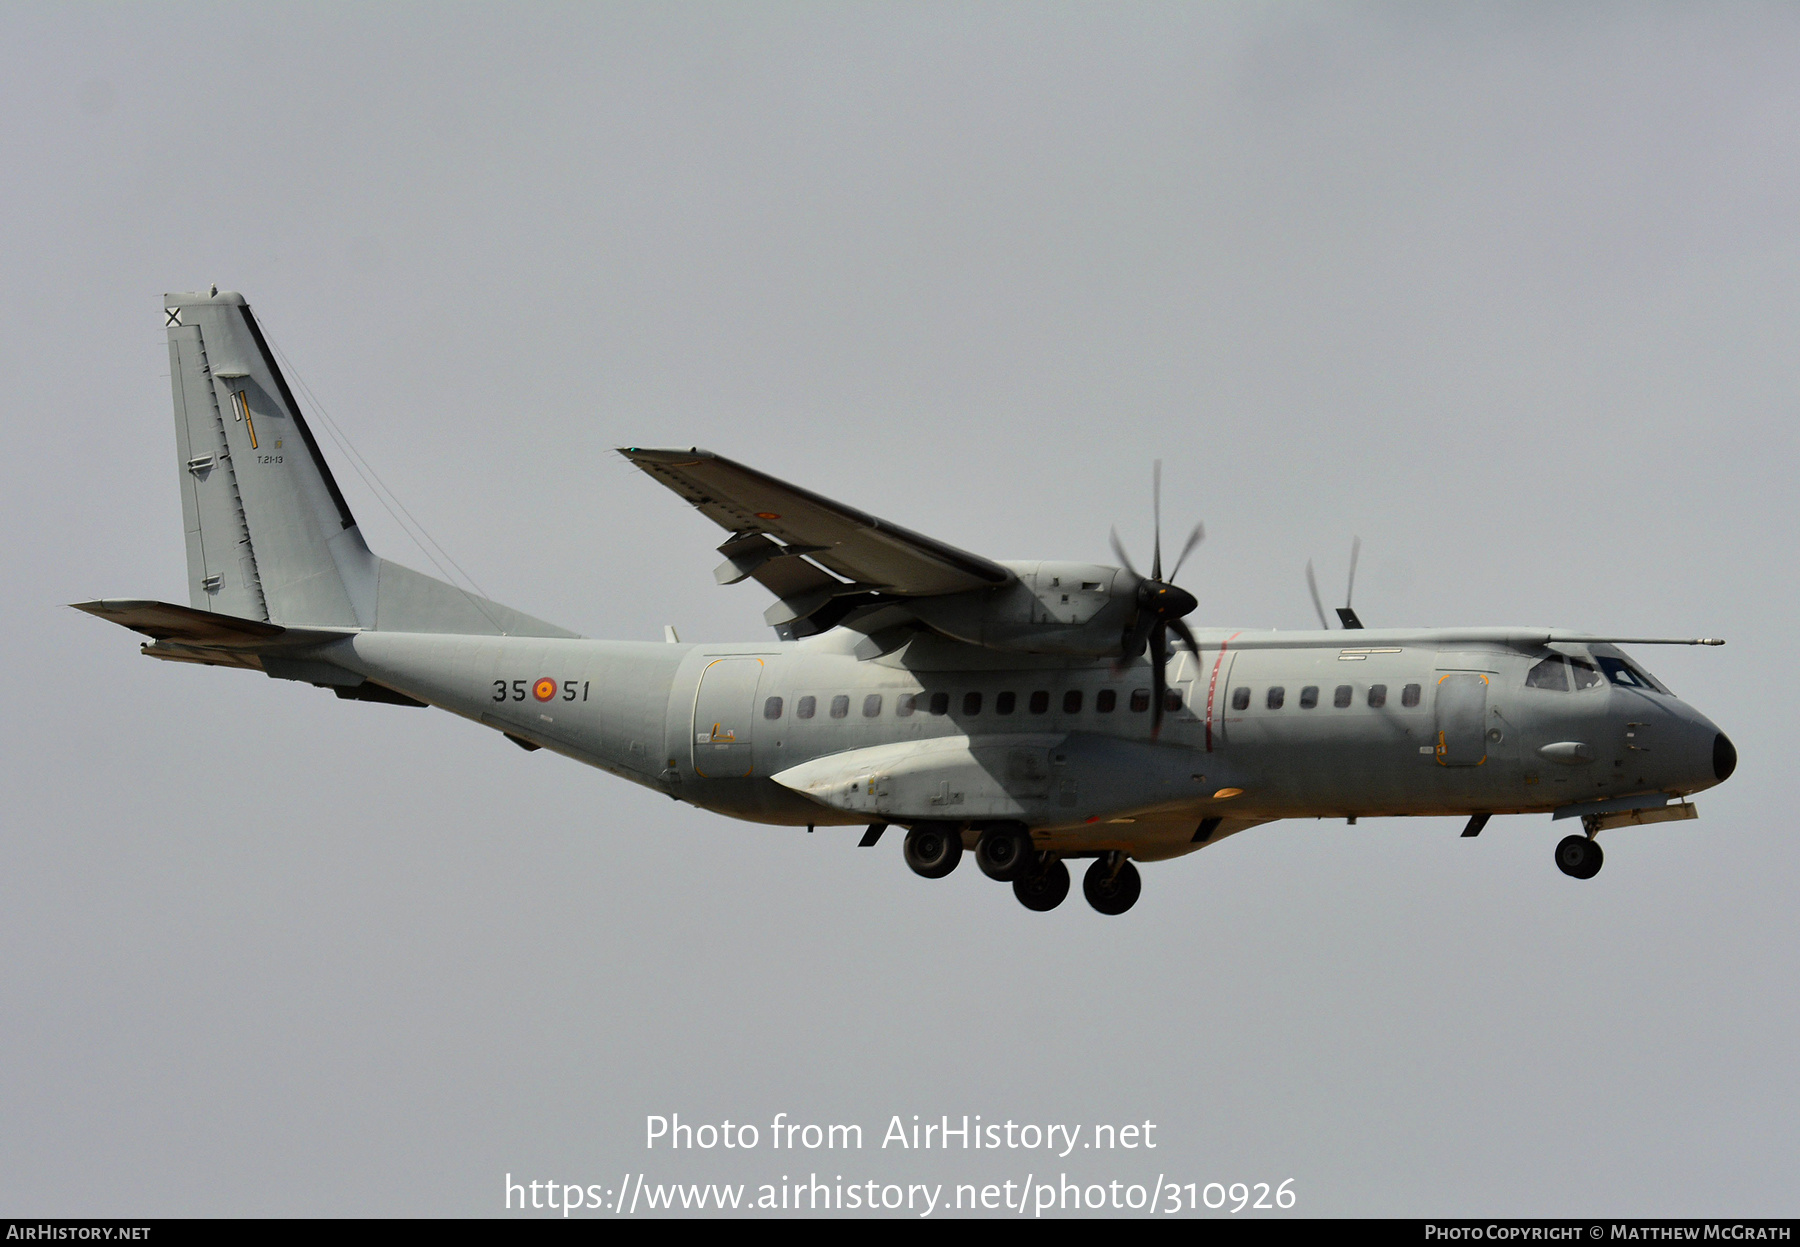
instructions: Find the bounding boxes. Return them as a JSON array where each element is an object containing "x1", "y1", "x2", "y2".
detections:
[{"x1": 79, "y1": 291, "x2": 1737, "y2": 915}]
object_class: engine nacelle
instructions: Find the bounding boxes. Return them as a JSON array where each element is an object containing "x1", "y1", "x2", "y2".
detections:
[{"x1": 906, "y1": 561, "x2": 1135, "y2": 656}]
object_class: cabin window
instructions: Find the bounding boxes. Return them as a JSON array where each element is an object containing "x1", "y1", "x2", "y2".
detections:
[
  {"x1": 1570, "y1": 658, "x2": 1604, "y2": 690},
  {"x1": 929, "y1": 692, "x2": 950, "y2": 716},
  {"x1": 1266, "y1": 686, "x2": 1285, "y2": 710},
  {"x1": 1096, "y1": 689, "x2": 1117, "y2": 713},
  {"x1": 1030, "y1": 690, "x2": 1050, "y2": 714},
  {"x1": 1164, "y1": 689, "x2": 1182, "y2": 712},
  {"x1": 1367, "y1": 684, "x2": 1387, "y2": 709},
  {"x1": 830, "y1": 694, "x2": 850, "y2": 719},
  {"x1": 896, "y1": 693, "x2": 916, "y2": 717},
  {"x1": 996, "y1": 691, "x2": 1016, "y2": 715},
  {"x1": 1401, "y1": 683, "x2": 1421, "y2": 707},
  {"x1": 1064, "y1": 690, "x2": 1083, "y2": 714},
  {"x1": 1231, "y1": 687, "x2": 1250, "y2": 711},
  {"x1": 1297, "y1": 685, "x2": 1317, "y2": 709},
  {"x1": 1598, "y1": 656, "x2": 1660, "y2": 691},
  {"x1": 1526, "y1": 656, "x2": 1570, "y2": 691},
  {"x1": 797, "y1": 695, "x2": 816, "y2": 720},
  {"x1": 863, "y1": 694, "x2": 883, "y2": 717},
  {"x1": 1333, "y1": 684, "x2": 1352, "y2": 708},
  {"x1": 963, "y1": 691, "x2": 983, "y2": 715},
  {"x1": 1131, "y1": 688, "x2": 1151, "y2": 712},
  {"x1": 763, "y1": 696, "x2": 784, "y2": 720}
]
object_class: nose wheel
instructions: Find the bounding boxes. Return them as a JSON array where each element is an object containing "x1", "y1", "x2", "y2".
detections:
[{"x1": 1555, "y1": 833, "x2": 1604, "y2": 880}]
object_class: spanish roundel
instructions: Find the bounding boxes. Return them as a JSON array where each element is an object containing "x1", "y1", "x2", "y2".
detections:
[{"x1": 532, "y1": 677, "x2": 557, "y2": 702}]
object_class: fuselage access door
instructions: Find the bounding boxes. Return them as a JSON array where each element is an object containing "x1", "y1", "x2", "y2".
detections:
[{"x1": 692, "y1": 657, "x2": 765, "y2": 778}]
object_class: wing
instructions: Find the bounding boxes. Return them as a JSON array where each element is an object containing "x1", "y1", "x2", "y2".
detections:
[{"x1": 620, "y1": 447, "x2": 1012, "y2": 629}]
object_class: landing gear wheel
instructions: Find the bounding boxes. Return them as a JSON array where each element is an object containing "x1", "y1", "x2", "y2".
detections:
[
  {"x1": 975, "y1": 826, "x2": 1034, "y2": 882},
  {"x1": 1083, "y1": 856, "x2": 1142, "y2": 915},
  {"x1": 904, "y1": 824, "x2": 963, "y2": 879},
  {"x1": 1555, "y1": 834, "x2": 1604, "y2": 880},
  {"x1": 1012, "y1": 857, "x2": 1070, "y2": 911}
]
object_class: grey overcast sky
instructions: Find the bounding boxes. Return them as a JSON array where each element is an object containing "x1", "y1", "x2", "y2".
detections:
[{"x1": 1, "y1": 1, "x2": 1795, "y2": 1218}]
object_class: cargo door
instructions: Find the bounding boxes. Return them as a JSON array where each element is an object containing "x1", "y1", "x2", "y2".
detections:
[
  {"x1": 1434, "y1": 672, "x2": 1490, "y2": 766},
  {"x1": 692, "y1": 658, "x2": 764, "y2": 777}
]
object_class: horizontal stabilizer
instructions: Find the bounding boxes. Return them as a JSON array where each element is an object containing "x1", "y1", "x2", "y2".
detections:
[{"x1": 72, "y1": 599, "x2": 348, "y2": 670}]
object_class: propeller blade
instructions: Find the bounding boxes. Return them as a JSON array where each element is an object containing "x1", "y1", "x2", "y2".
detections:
[
  {"x1": 1109, "y1": 527, "x2": 1141, "y2": 581},
  {"x1": 1168, "y1": 522, "x2": 1205, "y2": 583},
  {"x1": 1151, "y1": 460, "x2": 1163, "y2": 581},
  {"x1": 1306, "y1": 560, "x2": 1330, "y2": 630},
  {"x1": 1118, "y1": 611, "x2": 1154, "y2": 663},
  {"x1": 1149, "y1": 620, "x2": 1168, "y2": 740},
  {"x1": 1170, "y1": 615, "x2": 1202, "y2": 658}
]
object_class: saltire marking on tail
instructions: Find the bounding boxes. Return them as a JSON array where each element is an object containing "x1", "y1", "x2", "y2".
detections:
[{"x1": 233, "y1": 389, "x2": 258, "y2": 449}]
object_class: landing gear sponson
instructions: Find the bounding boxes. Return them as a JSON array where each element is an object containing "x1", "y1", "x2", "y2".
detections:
[{"x1": 899, "y1": 822, "x2": 1143, "y2": 915}]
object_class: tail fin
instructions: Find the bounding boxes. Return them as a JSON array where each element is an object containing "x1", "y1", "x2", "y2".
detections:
[{"x1": 163, "y1": 290, "x2": 573, "y2": 637}]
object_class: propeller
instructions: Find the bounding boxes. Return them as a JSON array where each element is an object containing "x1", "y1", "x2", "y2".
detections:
[
  {"x1": 1306, "y1": 536, "x2": 1364, "y2": 630},
  {"x1": 1110, "y1": 461, "x2": 1204, "y2": 739}
]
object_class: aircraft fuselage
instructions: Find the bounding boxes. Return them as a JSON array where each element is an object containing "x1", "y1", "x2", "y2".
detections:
[{"x1": 322, "y1": 623, "x2": 1730, "y2": 860}]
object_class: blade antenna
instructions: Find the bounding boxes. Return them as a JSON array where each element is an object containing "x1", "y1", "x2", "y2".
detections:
[
  {"x1": 1344, "y1": 535, "x2": 1361, "y2": 612},
  {"x1": 1306, "y1": 560, "x2": 1330, "y2": 630}
]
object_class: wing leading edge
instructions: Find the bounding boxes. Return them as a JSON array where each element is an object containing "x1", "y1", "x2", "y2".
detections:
[{"x1": 620, "y1": 447, "x2": 1011, "y2": 632}]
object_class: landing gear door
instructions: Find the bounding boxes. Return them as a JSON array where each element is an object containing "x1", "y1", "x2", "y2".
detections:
[
  {"x1": 1434, "y1": 672, "x2": 1490, "y2": 766},
  {"x1": 692, "y1": 658, "x2": 764, "y2": 778}
]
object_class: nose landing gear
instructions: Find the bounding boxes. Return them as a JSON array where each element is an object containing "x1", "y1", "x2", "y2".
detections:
[{"x1": 1555, "y1": 833, "x2": 1604, "y2": 880}]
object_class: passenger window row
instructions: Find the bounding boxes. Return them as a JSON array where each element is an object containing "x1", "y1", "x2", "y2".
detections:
[
  {"x1": 1231, "y1": 683, "x2": 1422, "y2": 711},
  {"x1": 762, "y1": 686, "x2": 1183, "y2": 721}
]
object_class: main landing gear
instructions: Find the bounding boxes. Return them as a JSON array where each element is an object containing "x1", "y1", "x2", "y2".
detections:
[
  {"x1": 903, "y1": 823, "x2": 962, "y2": 879},
  {"x1": 1083, "y1": 854, "x2": 1142, "y2": 915},
  {"x1": 900, "y1": 822, "x2": 1144, "y2": 914},
  {"x1": 1013, "y1": 857, "x2": 1071, "y2": 911},
  {"x1": 1555, "y1": 833, "x2": 1604, "y2": 880}
]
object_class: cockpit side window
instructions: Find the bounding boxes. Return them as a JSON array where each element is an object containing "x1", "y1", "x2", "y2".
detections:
[
  {"x1": 1526, "y1": 656, "x2": 1570, "y2": 691},
  {"x1": 1569, "y1": 658, "x2": 1604, "y2": 691},
  {"x1": 1598, "y1": 656, "x2": 1661, "y2": 692}
]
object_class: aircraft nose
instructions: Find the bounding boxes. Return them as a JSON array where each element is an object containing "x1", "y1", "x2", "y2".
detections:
[{"x1": 1713, "y1": 733, "x2": 1737, "y2": 783}]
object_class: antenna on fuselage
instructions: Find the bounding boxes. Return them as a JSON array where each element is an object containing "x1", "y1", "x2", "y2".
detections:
[
  {"x1": 1307, "y1": 536, "x2": 1365, "y2": 629},
  {"x1": 1337, "y1": 536, "x2": 1363, "y2": 629}
]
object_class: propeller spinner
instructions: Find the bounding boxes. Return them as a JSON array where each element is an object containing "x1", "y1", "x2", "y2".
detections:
[{"x1": 1110, "y1": 461, "x2": 1204, "y2": 739}]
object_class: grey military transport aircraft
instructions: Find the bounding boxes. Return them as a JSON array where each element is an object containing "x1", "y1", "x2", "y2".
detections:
[{"x1": 78, "y1": 290, "x2": 1738, "y2": 915}]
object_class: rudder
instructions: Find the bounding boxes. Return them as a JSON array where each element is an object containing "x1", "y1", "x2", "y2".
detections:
[{"x1": 163, "y1": 290, "x2": 574, "y2": 638}]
